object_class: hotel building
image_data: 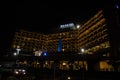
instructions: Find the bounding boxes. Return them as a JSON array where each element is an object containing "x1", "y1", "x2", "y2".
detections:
[{"x1": 12, "y1": 9, "x2": 120, "y2": 71}]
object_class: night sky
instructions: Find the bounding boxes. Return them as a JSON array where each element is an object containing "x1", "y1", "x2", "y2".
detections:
[
  {"x1": 0, "y1": 0, "x2": 112, "y2": 55},
  {"x1": 15, "y1": 0, "x2": 103, "y2": 33}
]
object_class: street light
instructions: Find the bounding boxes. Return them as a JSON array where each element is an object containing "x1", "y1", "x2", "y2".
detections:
[
  {"x1": 76, "y1": 25, "x2": 81, "y2": 29},
  {"x1": 81, "y1": 48, "x2": 85, "y2": 53},
  {"x1": 81, "y1": 48, "x2": 85, "y2": 69},
  {"x1": 81, "y1": 48, "x2": 85, "y2": 68},
  {"x1": 67, "y1": 76, "x2": 71, "y2": 80},
  {"x1": 80, "y1": 48, "x2": 85, "y2": 80},
  {"x1": 13, "y1": 52, "x2": 17, "y2": 56},
  {"x1": 16, "y1": 48, "x2": 21, "y2": 55},
  {"x1": 13, "y1": 48, "x2": 21, "y2": 56}
]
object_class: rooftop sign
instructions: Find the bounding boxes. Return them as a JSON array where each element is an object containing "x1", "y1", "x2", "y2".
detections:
[{"x1": 60, "y1": 23, "x2": 75, "y2": 29}]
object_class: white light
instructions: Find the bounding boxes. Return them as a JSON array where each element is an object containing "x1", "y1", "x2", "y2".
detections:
[
  {"x1": 22, "y1": 69, "x2": 25, "y2": 72},
  {"x1": 13, "y1": 52, "x2": 17, "y2": 56},
  {"x1": 67, "y1": 76, "x2": 71, "y2": 80},
  {"x1": 81, "y1": 48, "x2": 85, "y2": 53},
  {"x1": 15, "y1": 71, "x2": 19, "y2": 74},
  {"x1": 23, "y1": 72, "x2": 26, "y2": 75},
  {"x1": 77, "y1": 25, "x2": 80, "y2": 28},
  {"x1": 116, "y1": 4, "x2": 119, "y2": 9},
  {"x1": 19, "y1": 69, "x2": 22, "y2": 71},
  {"x1": 16, "y1": 48, "x2": 21, "y2": 55},
  {"x1": 35, "y1": 50, "x2": 42, "y2": 56},
  {"x1": 37, "y1": 62, "x2": 39, "y2": 64},
  {"x1": 45, "y1": 62, "x2": 48, "y2": 65},
  {"x1": 60, "y1": 23, "x2": 75, "y2": 29}
]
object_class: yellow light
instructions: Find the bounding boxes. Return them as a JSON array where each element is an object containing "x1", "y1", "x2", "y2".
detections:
[{"x1": 62, "y1": 62, "x2": 66, "y2": 65}]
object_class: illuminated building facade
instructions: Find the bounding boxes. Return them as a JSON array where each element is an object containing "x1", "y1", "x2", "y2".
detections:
[
  {"x1": 12, "y1": 10, "x2": 110, "y2": 55},
  {"x1": 12, "y1": 28, "x2": 79, "y2": 53},
  {"x1": 12, "y1": 30, "x2": 47, "y2": 52},
  {"x1": 12, "y1": 9, "x2": 120, "y2": 71},
  {"x1": 77, "y1": 10, "x2": 110, "y2": 54}
]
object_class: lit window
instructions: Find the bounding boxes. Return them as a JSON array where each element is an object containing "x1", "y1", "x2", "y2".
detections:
[
  {"x1": 35, "y1": 50, "x2": 42, "y2": 56},
  {"x1": 62, "y1": 62, "x2": 66, "y2": 65}
]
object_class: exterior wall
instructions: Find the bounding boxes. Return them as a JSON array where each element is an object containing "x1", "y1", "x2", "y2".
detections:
[
  {"x1": 12, "y1": 30, "x2": 46, "y2": 52},
  {"x1": 12, "y1": 10, "x2": 110, "y2": 55},
  {"x1": 77, "y1": 10, "x2": 110, "y2": 55},
  {"x1": 11, "y1": 10, "x2": 118, "y2": 71},
  {"x1": 46, "y1": 30, "x2": 78, "y2": 52}
]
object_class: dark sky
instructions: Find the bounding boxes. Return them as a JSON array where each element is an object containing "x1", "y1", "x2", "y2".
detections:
[
  {"x1": 0, "y1": 0, "x2": 113, "y2": 54},
  {"x1": 15, "y1": 0, "x2": 103, "y2": 33}
]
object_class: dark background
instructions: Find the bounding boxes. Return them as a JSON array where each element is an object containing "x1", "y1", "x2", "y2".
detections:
[{"x1": 15, "y1": 0, "x2": 103, "y2": 32}]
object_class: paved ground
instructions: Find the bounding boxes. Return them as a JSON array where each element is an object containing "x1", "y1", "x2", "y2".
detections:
[{"x1": 0, "y1": 69, "x2": 120, "y2": 80}]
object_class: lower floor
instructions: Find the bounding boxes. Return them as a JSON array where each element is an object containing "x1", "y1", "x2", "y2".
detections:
[{"x1": 16, "y1": 59, "x2": 116, "y2": 72}]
